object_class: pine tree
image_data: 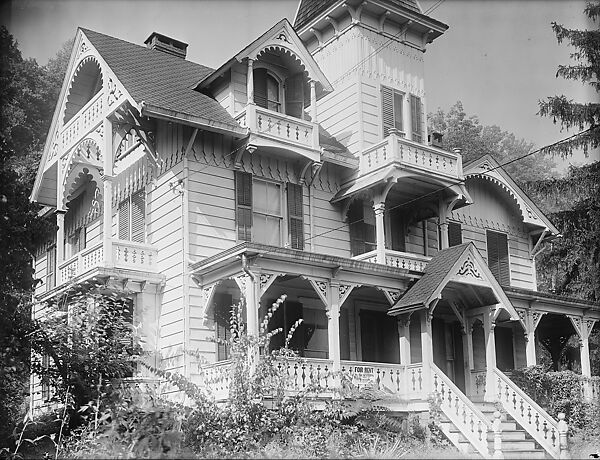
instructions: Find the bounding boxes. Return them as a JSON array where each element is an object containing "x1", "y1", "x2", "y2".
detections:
[{"x1": 537, "y1": 1, "x2": 600, "y2": 157}]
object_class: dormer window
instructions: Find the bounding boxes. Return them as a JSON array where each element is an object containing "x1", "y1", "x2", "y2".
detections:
[{"x1": 254, "y1": 68, "x2": 281, "y2": 112}]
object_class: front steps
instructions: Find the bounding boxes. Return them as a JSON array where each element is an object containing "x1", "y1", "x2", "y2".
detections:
[{"x1": 438, "y1": 402, "x2": 548, "y2": 458}]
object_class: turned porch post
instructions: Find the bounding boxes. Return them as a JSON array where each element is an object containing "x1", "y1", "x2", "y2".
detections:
[
  {"x1": 373, "y1": 202, "x2": 386, "y2": 264},
  {"x1": 103, "y1": 117, "x2": 114, "y2": 267},
  {"x1": 55, "y1": 210, "x2": 66, "y2": 265},
  {"x1": 421, "y1": 310, "x2": 434, "y2": 394},
  {"x1": 438, "y1": 197, "x2": 449, "y2": 250},
  {"x1": 247, "y1": 58, "x2": 255, "y2": 104},
  {"x1": 484, "y1": 311, "x2": 498, "y2": 402},
  {"x1": 327, "y1": 282, "x2": 342, "y2": 373},
  {"x1": 462, "y1": 322, "x2": 475, "y2": 397},
  {"x1": 310, "y1": 80, "x2": 318, "y2": 123}
]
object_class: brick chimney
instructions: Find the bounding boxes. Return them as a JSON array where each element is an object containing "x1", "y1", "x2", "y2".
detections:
[
  {"x1": 430, "y1": 131, "x2": 444, "y2": 148},
  {"x1": 144, "y1": 32, "x2": 188, "y2": 59}
]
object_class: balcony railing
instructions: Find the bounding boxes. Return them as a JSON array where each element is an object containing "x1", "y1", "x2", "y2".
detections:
[
  {"x1": 57, "y1": 239, "x2": 158, "y2": 285},
  {"x1": 353, "y1": 249, "x2": 430, "y2": 272},
  {"x1": 360, "y1": 132, "x2": 462, "y2": 180},
  {"x1": 54, "y1": 91, "x2": 105, "y2": 162},
  {"x1": 236, "y1": 104, "x2": 319, "y2": 151}
]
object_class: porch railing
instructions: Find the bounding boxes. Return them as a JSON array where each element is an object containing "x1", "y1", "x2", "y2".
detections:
[
  {"x1": 353, "y1": 249, "x2": 430, "y2": 272},
  {"x1": 236, "y1": 104, "x2": 319, "y2": 151},
  {"x1": 493, "y1": 368, "x2": 560, "y2": 459},
  {"x1": 57, "y1": 239, "x2": 158, "y2": 285},
  {"x1": 340, "y1": 360, "x2": 406, "y2": 395},
  {"x1": 360, "y1": 132, "x2": 462, "y2": 180},
  {"x1": 432, "y1": 364, "x2": 491, "y2": 458}
]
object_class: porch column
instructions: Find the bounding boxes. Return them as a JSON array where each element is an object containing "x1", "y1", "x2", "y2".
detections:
[
  {"x1": 579, "y1": 319, "x2": 595, "y2": 400},
  {"x1": 55, "y1": 210, "x2": 66, "y2": 264},
  {"x1": 103, "y1": 117, "x2": 114, "y2": 267},
  {"x1": 438, "y1": 197, "x2": 449, "y2": 250},
  {"x1": 327, "y1": 282, "x2": 341, "y2": 372},
  {"x1": 310, "y1": 80, "x2": 318, "y2": 123},
  {"x1": 484, "y1": 312, "x2": 498, "y2": 402},
  {"x1": 398, "y1": 315, "x2": 411, "y2": 365},
  {"x1": 135, "y1": 285, "x2": 161, "y2": 372},
  {"x1": 237, "y1": 271, "x2": 260, "y2": 370},
  {"x1": 463, "y1": 323, "x2": 474, "y2": 398},
  {"x1": 420, "y1": 310, "x2": 434, "y2": 394},
  {"x1": 525, "y1": 332, "x2": 537, "y2": 367},
  {"x1": 373, "y1": 202, "x2": 386, "y2": 264},
  {"x1": 247, "y1": 58, "x2": 254, "y2": 104}
]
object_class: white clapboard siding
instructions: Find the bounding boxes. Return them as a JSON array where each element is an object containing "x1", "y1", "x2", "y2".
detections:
[{"x1": 452, "y1": 178, "x2": 536, "y2": 289}]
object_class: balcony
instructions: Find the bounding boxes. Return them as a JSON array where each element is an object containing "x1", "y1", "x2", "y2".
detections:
[
  {"x1": 235, "y1": 104, "x2": 321, "y2": 162},
  {"x1": 46, "y1": 91, "x2": 105, "y2": 168},
  {"x1": 57, "y1": 239, "x2": 158, "y2": 286},
  {"x1": 360, "y1": 132, "x2": 462, "y2": 181},
  {"x1": 353, "y1": 249, "x2": 431, "y2": 272}
]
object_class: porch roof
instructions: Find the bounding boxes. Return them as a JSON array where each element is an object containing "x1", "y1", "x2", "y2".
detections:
[
  {"x1": 190, "y1": 242, "x2": 415, "y2": 289},
  {"x1": 389, "y1": 243, "x2": 520, "y2": 322}
]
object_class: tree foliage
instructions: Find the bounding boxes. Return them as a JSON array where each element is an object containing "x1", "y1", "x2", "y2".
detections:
[
  {"x1": 428, "y1": 100, "x2": 556, "y2": 185},
  {"x1": 537, "y1": 1, "x2": 600, "y2": 158},
  {"x1": 0, "y1": 26, "x2": 71, "y2": 447},
  {"x1": 526, "y1": 1, "x2": 600, "y2": 302}
]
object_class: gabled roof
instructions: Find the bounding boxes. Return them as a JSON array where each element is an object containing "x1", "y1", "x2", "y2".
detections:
[
  {"x1": 389, "y1": 242, "x2": 520, "y2": 323},
  {"x1": 463, "y1": 155, "x2": 559, "y2": 235},
  {"x1": 81, "y1": 28, "x2": 245, "y2": 135},
  {"x1": 293, "y1": 0, "x2": 422, "y2": 30},
  {"x1": 195, "y1": 19, "x2": 332, "y2": 94}
]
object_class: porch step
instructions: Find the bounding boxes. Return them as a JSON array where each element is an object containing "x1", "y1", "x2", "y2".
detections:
[{"x1": 486, "y1": 430, "x2": 525, "y2": 441}]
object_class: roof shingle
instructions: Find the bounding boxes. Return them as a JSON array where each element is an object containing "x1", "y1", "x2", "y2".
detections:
[
  {"x1": 81, "y1": 28, "x2": 241, "y2": 131},
  {"x1": 389, "y1": 243, "x2": 471, "y2": 314}
]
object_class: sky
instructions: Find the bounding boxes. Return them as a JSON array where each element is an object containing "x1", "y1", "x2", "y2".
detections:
[{"x1": 2, "y1": 0, "x2": 598, "y2": 174}]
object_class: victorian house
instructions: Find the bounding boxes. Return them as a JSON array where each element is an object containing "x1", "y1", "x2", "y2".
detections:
[{"x1": 30, "y1": 0, "x2": 599, "y2": 457}]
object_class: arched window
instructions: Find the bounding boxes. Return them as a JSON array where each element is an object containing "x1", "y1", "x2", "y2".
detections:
[{"x1": 254, "y1": 68, "x2": 281, "y2": 112}]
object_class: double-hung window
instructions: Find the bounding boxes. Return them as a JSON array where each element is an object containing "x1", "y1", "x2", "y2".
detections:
[
  {"x1": 410, "y1": 94, "x2": 423, "y2": 143},
  {"x1": 448, "y1": 222, "x2": 462, "y2": 247},
  {"x1": 254, "y1": 68, "x2": 281, "y2": 113},
  {"x1": 487, "y1": 230, "x2": 510, "y2": 286},
  {"x1": 253, "y1": 179, "x2": 283, "y2": 246},
  {"x1": 118, "y1": 189, "x2": 145, "y2": 243},
  {"x1": 381, "y1": 85, "x2": 404, "y2": 137},
  {"x1": 235, "y1": 171, "x2": 304, "y2": 249}
]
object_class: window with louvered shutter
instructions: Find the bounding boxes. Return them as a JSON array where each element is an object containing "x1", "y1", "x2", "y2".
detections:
[
  {"x1": 411, "y1": 94, "x2": 423, "y2": 143},
  {"x1": 118, "y1": 197, "x2": 130, "y2": 240},
  {"x1": 235, "y1": 171, "x2": 252, "y2": 241},
  {"x1": 131, "y1": 190, "x2": 145, "y2": 243},
  {"x1": 390, "y1": 207, "x2": 406, "y2": 252},
  {"x1": 285, "y1": 73, "x2": 304, "y2": 118},
  {"x1": 382, "y1": 85, "x2": 403, "y2": 137},
  {"x1": 487, "y1": 230, "x2": 510, "y2": 286},
  {"x1": 448, "y1": 222, "x2": 462, "y2": 247},
  {"x1": 348, "y1": 200, "x2": 366, "y2": 256},
  {"x1": 118, "y1": 190, "x2": 146, "y2": 242},
  {"x1": 287, "y1": 183, "x2": 304, "y2": 250},
  {"x1": 46, "y1": 246, "x2": 56, "y2": 291}
]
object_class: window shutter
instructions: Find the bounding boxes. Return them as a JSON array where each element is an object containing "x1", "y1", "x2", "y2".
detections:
[
  {"x1": 497, "y1": 232, "x2": 510, "y2": 286},
  {"x1": 131, "y1": 190, "x2": 145, "y2": 243},
  {"x1": 448, "y1": 222, "x2": 462, "y2": 247},
  {"x1": 382, "y1": 86, "x2": 394, "y2": 137},
  {"x1": 46, "y1": 246, "x2": 56, "y2": 290},
  {"x1": 287, "y1": 183, "x2": 304, "y2": 250},
  {"x1": 348, "y1": 200, "x2": 366, "y2": 256},
  {"x1": 487, "y1": 230, "x2": 510, "y2": 285},
  {"x1": 253, "y1": 68, "x2": 268, "y2": 109},
  {"x1": 390, "y1": 207, "x2": 406, "y2": 252},
  {"x1": 118, "y1": 198, "x2": 130, "y2": 240},
  {"x1": 411, "y1": 95, "x2": 422, "y2": 142},
  {"x1": 285, "y1": 73, "x2": 304, "y2": 118},
  {"x1": 235, "y1": 171, "x2": 252, "y2": 241}
]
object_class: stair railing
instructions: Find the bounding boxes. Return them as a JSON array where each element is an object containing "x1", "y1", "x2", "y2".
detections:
[
  {"x1": 432, "y1": 364, "x2": 491, "y2": 458},
  {"x1": 493, "y1": 368, "x2": 560, "y2": 459}
]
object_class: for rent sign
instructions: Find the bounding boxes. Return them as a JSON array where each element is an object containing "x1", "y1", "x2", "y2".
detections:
[{"x1": 351, "y1": 365, "x2": 376, "y2": 386}]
